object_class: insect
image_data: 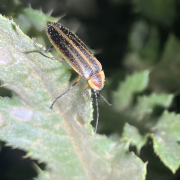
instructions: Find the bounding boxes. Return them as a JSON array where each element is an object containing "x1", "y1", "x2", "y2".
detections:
[{"x1": 28, "y1": 21, "x2": 111, "y2": 134}]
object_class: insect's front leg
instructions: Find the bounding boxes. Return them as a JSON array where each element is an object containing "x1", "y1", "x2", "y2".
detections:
[{"x1": 83, "y1": 83, "x2": 93, "y2": 101}]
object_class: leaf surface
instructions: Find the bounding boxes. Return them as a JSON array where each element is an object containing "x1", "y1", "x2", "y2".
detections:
[{"x1": 0, "y1": 15, "x2": 146, "y2": 180}]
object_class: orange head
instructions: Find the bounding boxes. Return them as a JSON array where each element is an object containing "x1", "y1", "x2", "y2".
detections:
[{"x1": 88, "y1": 71, "x2": 105, "y2": 91}]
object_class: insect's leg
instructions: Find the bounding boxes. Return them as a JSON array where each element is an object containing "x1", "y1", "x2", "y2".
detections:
[
  {"x1": 32, "y1": 38, "x2": 54, "y2": 53},
  {"x1": 32, "y1": 38, "x2": 47, "y2": 52},
  {"x1": 45, "y1": 45, "x2": 53, "y2": 52},
  {"x1": 50, "y1": 76, "x2": 81, "y2": 109},
  {"x1": 83, "y1": 83, "x2": 93, "y2": 101},
  {"x1": 24, "y1": 38, "x2": 64, "y2": 61},
  {"x1": 33, "y1": 38, "x2": 65, "y2": 61}
]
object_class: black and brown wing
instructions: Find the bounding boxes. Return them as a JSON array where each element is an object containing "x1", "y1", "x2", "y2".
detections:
[{"x1": 46, "y1": 21, "x2": 102, "y2": 79}]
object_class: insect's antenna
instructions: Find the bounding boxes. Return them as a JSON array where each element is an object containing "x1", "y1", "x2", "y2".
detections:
[
  {"x1": 94, "y1": 91, "x2": 99, "y2": 134},
  {"x1": 98, "y1": 93, "x2": 111, "y2": 106},
  {"x1": 50, "y1": 89, "x2": 70, "y2": 109}
]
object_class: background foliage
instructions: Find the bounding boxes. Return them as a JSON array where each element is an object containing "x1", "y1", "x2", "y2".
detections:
[{"x1": 0, "y1": 0, "x2": 180, "y2": 179}]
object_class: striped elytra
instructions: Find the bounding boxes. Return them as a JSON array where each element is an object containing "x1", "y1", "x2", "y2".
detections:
[{"x1": 46, "y1": 21, "x2": 103, "y2": 83}]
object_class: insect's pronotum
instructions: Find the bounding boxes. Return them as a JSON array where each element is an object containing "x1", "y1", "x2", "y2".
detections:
[{"x1": 27, "y1": 21, "x2": 111, "y2": 134}]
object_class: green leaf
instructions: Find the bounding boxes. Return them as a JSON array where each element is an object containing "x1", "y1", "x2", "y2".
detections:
[
  {"x1": 113, "y1": 70, "x2": 149, "y2": 110},
  {"x1": 132, "y1": 93, "x2": 173, "y2": 120},
  {"x1": 129, "y1": 21, "x2": 160, "y2": 64},
  {"x1": 161, "y1": 34, "x2": 180, "y2": 65},
  {"x1": 152, "y1": 111, "x2": 180, "y2": 173},
  {"x1": 107, "y1": 142, "x2": 147, "y2": 180},
  {"x1": 0, "y1": 15, "x2": 146, "y2": 179},
  {"x1": 129, "y1": 21, "x2": 149, "y2": 52},
  {"x1": 123, "y1": 123, "x2": 147, "y2": 152},
  {"x1": 14, "y1": 8, "x2": 59, "y2": 34},
  {"x1": 150, "y1": 34, "x2": 180, "y2": 92},
  {"x1": 23, "y1": 8, "x2": 59, "y2": 31}
]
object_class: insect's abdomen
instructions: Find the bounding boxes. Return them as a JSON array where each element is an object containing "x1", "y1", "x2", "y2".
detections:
[{"x1": 46, "y1": 21, "x2": 102, "y2": 79}]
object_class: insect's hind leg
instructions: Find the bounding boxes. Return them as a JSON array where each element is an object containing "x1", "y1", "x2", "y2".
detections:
[
  {"x1": 32, "y1": 38, "x2": 53, "y2": 53},
  {"x1": 24, "y1": 38, "x2": 64, "y2": 61},
  {"x1": 50, "y1": 76, "x2": 81, "y2": 109}
]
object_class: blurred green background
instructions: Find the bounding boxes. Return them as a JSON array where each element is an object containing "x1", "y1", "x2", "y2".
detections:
[{"x1": 1, "y1": 0, "x2": 180, "y2": 179}]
